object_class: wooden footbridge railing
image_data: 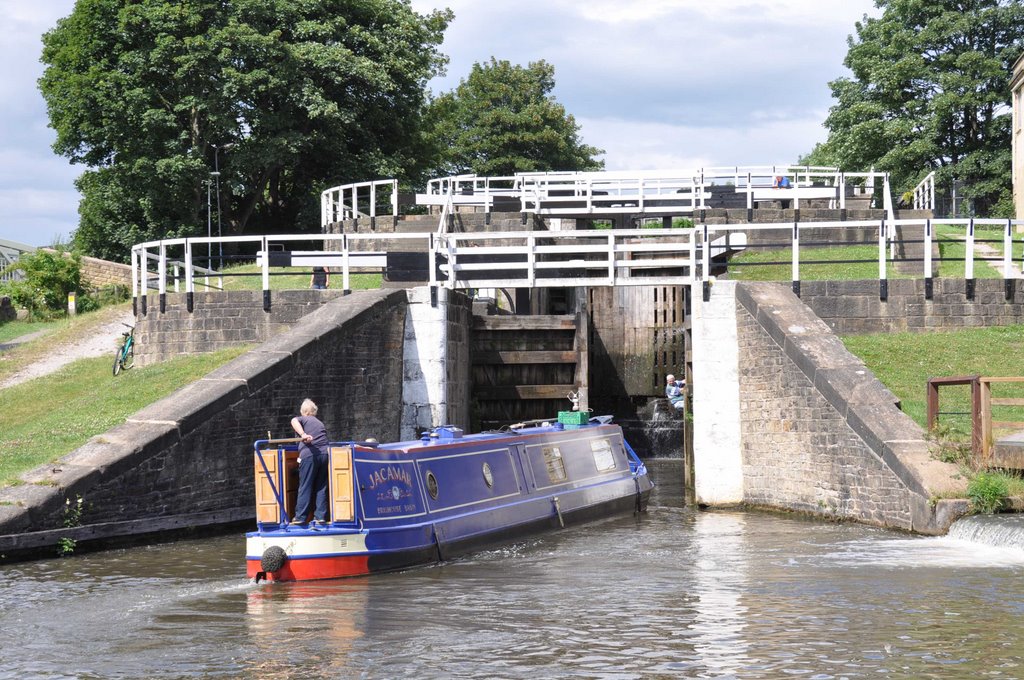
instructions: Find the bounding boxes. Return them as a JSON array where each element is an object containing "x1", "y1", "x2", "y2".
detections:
[{"x1": 927, "y1": 375, "x2": 1024, "y2": 463}]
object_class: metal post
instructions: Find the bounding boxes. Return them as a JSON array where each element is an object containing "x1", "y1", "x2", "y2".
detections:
[
  {"x1": 130, "y1": 248, "x2": 139, "y2": 316},
  {"x1": 878, "y1": 219, "x2": 888, "y2": 301},
  {"x1": 158, "y1": 242, "x2": 167, "y2": 313},
  {"x1": 924, "y1": 219, "x2": 933, "y2": 300},
  {"x1": 791, "y1": 222, "x2": 800, "y2": 297},
  {"x1": 965, "y1": 218, "x2": 975, "y2": 299},
  {"x1": 185, "y1": 239, "x2": 195, "y2": 312}
]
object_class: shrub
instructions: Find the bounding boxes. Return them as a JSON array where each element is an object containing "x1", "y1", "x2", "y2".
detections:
[
  {"x1": 967, "y1": 471, "x2": 1009, "y2": 514},
  {"x1": 0, "y1": 250, "x2": 84, "y2": 320}
]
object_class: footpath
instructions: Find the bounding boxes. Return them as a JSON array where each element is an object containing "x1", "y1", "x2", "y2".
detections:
[{"x1": 0, "y1": 306, "x2": 135, "y2": 390}]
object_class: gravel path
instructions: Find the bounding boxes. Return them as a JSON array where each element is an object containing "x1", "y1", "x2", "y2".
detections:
[{"x1": 0, "y1": 308, "x2": 135, "y2": 390}]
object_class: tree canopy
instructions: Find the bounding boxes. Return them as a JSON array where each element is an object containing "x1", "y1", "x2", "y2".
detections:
[
  {"x1": 424, "y1": 58, "x2": 603, "y2": 177},
  {"x1": 40, "y1": 0, "x2": 451, "y2": 262},
  {"x1": 805, "y1": 0, "x2": 1024, "y2": 215}
]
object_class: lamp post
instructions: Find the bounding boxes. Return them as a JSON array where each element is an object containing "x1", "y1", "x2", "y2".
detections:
[
  {"x1": 210, "y1": 170, "x2": 221, "y2": 270},
  {"x1": 206, "y1": 177, "x2": 213, "y2": 269},
  {"x1": 212, "y1": 143, "x2": 233, "y2": 270}
]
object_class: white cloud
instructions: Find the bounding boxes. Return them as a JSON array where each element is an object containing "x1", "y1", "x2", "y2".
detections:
[{"x1": 579, "y1": 114, "x2": 829, "y2": 171}]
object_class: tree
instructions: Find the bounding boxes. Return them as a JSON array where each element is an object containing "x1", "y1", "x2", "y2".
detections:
[
  {"x1": 809, "y1": 0, "x2": 1024, "y2": 215},
  {"x1": 424, "y1": 58, "x2": 603, "y2": 177},
  {"x1": 40, "y1": 0, "x2": 451, "y2": 262}
]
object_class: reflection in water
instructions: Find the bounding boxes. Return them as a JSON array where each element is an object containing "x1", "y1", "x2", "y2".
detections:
[
  {"x1": 690, "y1": 512, "x2": 750, "y2": 677},
  {"x1": 1, "y1": 466, "x2": 1024, "y2": 678},
  {"x1": 245, "y1": 580, "x2": 368, "y2": 678}
]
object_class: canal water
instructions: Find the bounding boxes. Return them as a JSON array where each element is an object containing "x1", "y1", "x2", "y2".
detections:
[{"x1": 2, "y1": 461, "x2": 1024, "y2": 679}]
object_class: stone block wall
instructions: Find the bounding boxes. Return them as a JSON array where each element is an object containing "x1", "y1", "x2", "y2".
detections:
[
  {"x1": 80, "y1": 255, "x2": 132, "y2": 289},
  {"x1": 729, "y1": 282, "x2": 967, "y2": 533},
  {"x1": 0, "y1": 289, "x2": 409, "y2": 537},
  {"x1": 38, "y1": 249, "x2": 132, "y2": 289},
  {"x1": 134, "y1": 290, "x2": 349, "y2": 365},
  {"x1": 799, "y1": 279, "x2": 1024, "y2": 335}
]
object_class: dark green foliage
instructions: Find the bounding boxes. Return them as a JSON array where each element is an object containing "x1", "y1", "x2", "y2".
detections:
[
  {"x1": 807, "y1": 0, "x2": 1024, "y2": 215},
  {"x1": 424, "y1": 58, "x2": 603, "y2": 177},
  {"x1": 40, "y1": 0, "x2": 451, "y2": 261}
]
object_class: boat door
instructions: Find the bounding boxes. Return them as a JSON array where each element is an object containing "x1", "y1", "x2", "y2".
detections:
[
  {"x1": 329, "y1": 445, "x2": 356, "y2": 523},
  {"x1": 512, "y1": 443, "x2": 535, "y2": 492}
]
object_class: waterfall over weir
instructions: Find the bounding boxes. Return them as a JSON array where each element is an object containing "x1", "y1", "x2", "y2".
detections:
[{"x1": 947, "y1": 514, "x2": 1024, "y2": 550}]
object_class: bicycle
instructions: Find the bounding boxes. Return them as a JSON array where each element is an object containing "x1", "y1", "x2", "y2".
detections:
[{"x1": 113, "y1": 324, "x2": 135, "y2": 376}]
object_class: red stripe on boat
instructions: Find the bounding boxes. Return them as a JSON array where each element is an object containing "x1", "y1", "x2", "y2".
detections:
[{"x1": 247, "y1": 555, "x2": 371, "y2": 581}]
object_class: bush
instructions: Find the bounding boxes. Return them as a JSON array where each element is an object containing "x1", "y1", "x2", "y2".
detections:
[
  {"x1": 0, "y1": 250, "x2": 83, "y2": 320},
  {"x1": 967, "y1": 471, "x2": 1009, "y2": 514}
]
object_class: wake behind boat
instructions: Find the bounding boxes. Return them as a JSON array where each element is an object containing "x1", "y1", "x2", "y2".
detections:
[{"x1": 246, "y1": 415, "x2": 653, "y2": 582}]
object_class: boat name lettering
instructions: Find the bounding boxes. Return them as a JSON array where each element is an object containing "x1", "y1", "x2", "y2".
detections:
[{"x1": 368, "y1": 465, "x2": 413, "y2": 490}]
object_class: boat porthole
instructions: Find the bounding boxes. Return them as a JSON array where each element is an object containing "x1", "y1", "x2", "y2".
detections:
[
  {"x1": 482, "y1": 462, "x2": 494, "y2": 488},
  {"x1": 426, "y1": 471, "x2": 439, "y2": 499}
]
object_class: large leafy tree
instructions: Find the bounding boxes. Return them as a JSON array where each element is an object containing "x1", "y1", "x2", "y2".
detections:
[
  {"x1": 808, "y1": 0, "x2": 1024, "y2": 215},
  {"x1": 424, "y1": 58, "x2": 603, "y2": 177},
  {"x1": 40, "y1": 0, "x2": 451, "y2": 261}
]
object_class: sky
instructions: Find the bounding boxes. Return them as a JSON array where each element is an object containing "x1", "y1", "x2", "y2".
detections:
[{"x1": 0, "y1": 0, "x2": 877, "y2": 248}]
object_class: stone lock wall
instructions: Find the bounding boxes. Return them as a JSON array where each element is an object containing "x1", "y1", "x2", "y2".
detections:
[
  {"x1": 800, "y1": 278, "x2": 1024, "y2": 335},
  {"x1": 0, "y1": 289, "x2": 409, "y2": 537},
  {"x1": 134, "y1": 290, "x2": 349, "y2": 365},
  {"x1": 691, "y1": 281, "x2": 968, "y2": 534}
]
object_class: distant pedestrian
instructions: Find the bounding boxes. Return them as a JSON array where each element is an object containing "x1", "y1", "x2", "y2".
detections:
[
  {"x1": 665, "y1": 374, "x2": 686, "y2": 411},
  {"x1": 310, "y1": 266, "x2": 330, "y2": 289},
  {"x1": 290, "y1": 399, "x2": 331, "y2": 526}
]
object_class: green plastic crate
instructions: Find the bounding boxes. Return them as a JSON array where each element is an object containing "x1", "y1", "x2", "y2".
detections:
[{"x1": 558, "y1": 410, "x2": 589, "y2": 425}]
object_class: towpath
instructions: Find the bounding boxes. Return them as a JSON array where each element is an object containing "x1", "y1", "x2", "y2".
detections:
[{"x1": 0, "y1": 306, "x2": 134, "y2": 390}]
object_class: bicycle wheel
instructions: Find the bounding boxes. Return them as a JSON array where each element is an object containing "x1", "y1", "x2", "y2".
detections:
[
  {"x1": 113, "y1": 346, "x2": 123, "y2": 376},
  {"x1": 122, "y1": 343, "x2": 135, "y2": 370}
]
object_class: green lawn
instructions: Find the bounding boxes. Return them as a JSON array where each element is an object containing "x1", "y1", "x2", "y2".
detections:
[
  {"x1": 217, "y1": 264, "x2": 382, "y2": 291},
  {"x1": 0, "y1": 346, "x2": 249, "y2": 486},
  {"x1": 0, "y1": 318, "x2": 64, "y2": 345},
  {"x1": 842, "y1": 325, "x2": 1024, "y2": 434},
  {"x1": 728, "y1": 228, "x2": 1017, "y2": 281}
]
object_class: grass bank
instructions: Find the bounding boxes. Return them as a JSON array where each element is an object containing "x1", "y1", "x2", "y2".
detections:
[
  {"x1": 216, "y1": 264, "x2": 382, "y2": 291},
  {"x1": 0, "y1": 346, "x2": 249, "y2": 486},
  {"x1": 843, "y1": 325, "x2": 1024, "y2": 506},
  {"x1": 728, "y1": 230, "x2": 1010, "y2": 281},
  {"x1": 841, "y1": 324, "x2": 1024, "y2": 431}
]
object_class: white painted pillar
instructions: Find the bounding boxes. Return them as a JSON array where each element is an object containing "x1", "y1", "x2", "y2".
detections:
[
  {"x1": 400, "y1": 286, "x2": 453, "y2": 441},
  {"x1": 691, "y1": 279, "x2": 744, "y2": 505}
]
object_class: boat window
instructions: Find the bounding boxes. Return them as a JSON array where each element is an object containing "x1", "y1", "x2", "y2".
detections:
[
  {"x1": 591, "y1": 439, "x2": 616, "y2": 471},
  {"x1": 482, "y1": 462, "x2": 494, "y2": 488},
  {"x1": 543, "y1": 446, "x2": 567, "y2": 482}
]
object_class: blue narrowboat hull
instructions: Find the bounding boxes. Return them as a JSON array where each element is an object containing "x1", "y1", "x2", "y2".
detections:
[{"x1": 246, "y1": 419, "x2": 653, "y2": 582}]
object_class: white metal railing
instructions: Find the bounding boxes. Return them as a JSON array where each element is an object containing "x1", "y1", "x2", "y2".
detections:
[
  {"x1": 130, "y1": 217, "x2": 1023, "y2": 311},
  {"x1": 913, "y1": 171, "x2": 936, "y2": 211},
  {"x1": 321, "y1": 179, "x2": 398, "y2": 227},
  {"x1": 415, "y1": 166, "x2": 896, "y2": 219}
]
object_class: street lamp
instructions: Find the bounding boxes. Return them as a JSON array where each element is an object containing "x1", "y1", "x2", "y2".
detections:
[
  {"x1": 206, "y1": 176, "x2": 214, "y2": 269},
  {"x1": 212, "y1": 143, "x2": 234, "y2": 270},
  {"x1": 209, "y1": 171, "x2": 220, "y2": 270}
]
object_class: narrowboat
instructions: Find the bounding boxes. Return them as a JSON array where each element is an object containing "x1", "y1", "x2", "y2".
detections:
[{"x1": 246, "y1": 415, "x2": 653, "y2": 582}]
